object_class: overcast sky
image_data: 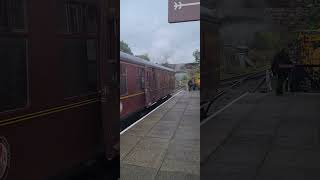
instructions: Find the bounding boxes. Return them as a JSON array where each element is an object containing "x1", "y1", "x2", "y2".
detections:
[{"x1": 120, "y1": 0, "x2": 200, "y2": 64}]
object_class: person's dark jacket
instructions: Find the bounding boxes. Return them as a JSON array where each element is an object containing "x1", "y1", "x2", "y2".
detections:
[{"x1": 271, "y1": 50, "x2": 292, "y2": 77}]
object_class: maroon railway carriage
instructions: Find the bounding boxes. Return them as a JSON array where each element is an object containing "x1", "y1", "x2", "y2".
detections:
[
  {"x1": 120, "y1": 52, "x2": 175, "y2": 119},
  {"x1": 0, "y1": 0, "x2": 119, "y2": 179}
]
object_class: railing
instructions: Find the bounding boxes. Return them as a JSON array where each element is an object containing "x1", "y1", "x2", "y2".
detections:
[{"x1": 277, "y1": 64, "x2": 320, "y2": 91}]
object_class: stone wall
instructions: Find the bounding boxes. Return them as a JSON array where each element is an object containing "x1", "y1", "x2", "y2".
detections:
[{"x1": 265, "y1": 8, "x2": 311, "y2": 30}]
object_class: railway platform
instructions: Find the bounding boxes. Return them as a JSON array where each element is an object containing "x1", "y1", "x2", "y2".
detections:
[
  {"x1": 201, "y1": 92, "x2": 320, "y2": 180},
  {"x1": 120, "y1": 90, "x2": 200, "y2": 180}
]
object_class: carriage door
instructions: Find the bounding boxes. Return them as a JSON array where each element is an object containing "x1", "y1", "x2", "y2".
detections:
[
  {"x1": 99, "y1": 0, "x2": 119, "y2": 160},
  {"x1": 145, "y1": 67, "x2": 152, "y2": 106}
]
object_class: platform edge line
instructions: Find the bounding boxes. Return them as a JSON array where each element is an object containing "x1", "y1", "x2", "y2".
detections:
[
  {"x1": 120, "y1": 90, "x2": 183, "y2": 135},
  {"x1": 201, "y1": 92, "x2": 249, "y2": 126}
]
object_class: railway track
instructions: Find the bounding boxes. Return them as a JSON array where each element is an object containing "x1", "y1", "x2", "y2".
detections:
[{"x1": 201, "y1": 70, "x2": 268, "y2": 120}]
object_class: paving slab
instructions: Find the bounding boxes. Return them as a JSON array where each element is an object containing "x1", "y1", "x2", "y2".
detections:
[
  {"x1": 159, "y1": 159, "x2": 200, "y2": 176},
  {"x1": 121, "y1": 90, "x2": 200, "y2": 179},
  {"x1": 122, "y1": 147, "x2": 167, "y2": 169},
  {"x1": 201, "y1": 92, "x2": 320, "y2": 180},
  {"x1": 120, "y1": 163, "x2": 157, "y2": 180},
  {"x1": 155, "y1": 171, "x2": 199, "y2": 180},
  {"x1": 120, "y1": 134, "x2": 142, "y2": 160},
  {"x1": 201, "y1": 162, "x2": 257, "y2": 180}
]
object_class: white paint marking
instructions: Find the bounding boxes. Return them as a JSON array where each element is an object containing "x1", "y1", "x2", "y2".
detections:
[
  {"x1": 120, "y1": 90, "x2": 183, "y2": 135},
  {"x1": 295, "y1": 92, "x2": 320, "y2": 95},
  {"x1": 174, "y1": 1, "x2": 200, "y2": 10},
  {"x1": 266, "y1": 70, "x2": 272, "y2": 91},
  {"x1": 149, "y1": 102, "x2": 157, "y2": 107},
  {"x1": 201, "y1": 92, "x2": 249, "y2": 126}
]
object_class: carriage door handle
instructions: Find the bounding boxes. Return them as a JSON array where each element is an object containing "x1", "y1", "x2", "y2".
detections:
[{"x1": 100, "y1": 86, "x2": 108, "y2": 97}]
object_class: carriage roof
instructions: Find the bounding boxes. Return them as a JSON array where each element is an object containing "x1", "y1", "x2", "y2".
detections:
[{"x1": 120, "y1": 52, "x2": 175, "y2": 72}]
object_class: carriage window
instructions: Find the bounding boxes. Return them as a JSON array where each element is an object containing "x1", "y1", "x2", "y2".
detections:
[
  {"x1": 63, "y1": 39, "x2": 97, "y2": 97},
  {"x1": 163, "y1": 72, "x2": 165, "y2": 87},
  {"x1": 0, "y1": 38, "x2": 27, "y2": 112},
  {"x1": 161, "y1": 72, "x2": 163, "y2": 87},
  {"x1": 148, "y1": 71, "x2": 151, "y2": 84},
  {"x1": 59, "y1": 1, "x2": 97, "y2": 33},
  {"x1": 152, "y1": 69, "x2": 156, "y2": 89},
  {"x1": 136, "y1": 67, "x2": 144, "y2": 91},
  {"x1": 141, "y1": 70, "x2": 145, "y2": 89},
  {"x1": 146, "y1": 71, "x2": 149, "y2": 84},
  {"x1": 0, "y1": 0, "x2": 25, "y2": 32},
  {"x1": 164, "y1": 72, "x2": 166, "y2": 87},
  {"x1": 157, "y1": 72, "x2": 160, "y2": 89},
  {"x1": 166, "y1": 73, "x2": 168, "y2": 86},
  {"x1": 0, "y1": 0, "x2": 27, "y2": 112},
  {"x1": 120, "y1": 64, "x2": 127, "y2": 95},
  {"x1": 160, "y1": 72, "x2": 163, "y2": 87},
  {"x1": 86, "y1": 5, "x2": 97, "y2": 32},
  {"x1": 86, "y1": 39, "x2": 97, "y2": 89}
]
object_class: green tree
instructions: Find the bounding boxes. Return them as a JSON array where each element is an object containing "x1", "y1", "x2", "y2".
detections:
[
  {"x1": 120, "y1": 40, "x2": 133, "y2": 55},
  {"x1": 136, "y1": 53, "x2": 150, "y2": 61},
  {"x1": 182, "y1": 74, "x2": 188, "y2": 81},
  {"x1": 252, "y1": 32, "x2": 281, "y2": 50},
  {"x1": 193, "y1": 49, "x2": 200, "y2": 64},
  {"x1": 308, "y1": 7, "x2": 320, "y2": 30}
]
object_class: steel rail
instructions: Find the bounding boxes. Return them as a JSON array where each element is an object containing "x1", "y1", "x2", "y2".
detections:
[{"x1": 201, "y1": 70, "x2": 267, "y2": 119}]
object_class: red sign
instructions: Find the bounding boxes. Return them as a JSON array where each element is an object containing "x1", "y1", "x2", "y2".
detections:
[{"x1": 168, "y1": 0, "x2": 200, "y2": 23}]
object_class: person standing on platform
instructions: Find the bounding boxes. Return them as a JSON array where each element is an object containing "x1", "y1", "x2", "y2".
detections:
[
  {"x1": 188, "y1": 79, "x2": 193, "y2": 91},
  {"x1": 192, "y1": 78, "x2": 196, "y2": 91},
  {"x1": 271, "y1": 48, "x2": 292, "y2": 95}
]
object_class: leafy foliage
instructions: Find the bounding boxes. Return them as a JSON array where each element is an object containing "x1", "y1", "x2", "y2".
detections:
[
  {"x1": 307, "y1": 7, "x2": 320, "y2": 30},
  {"x1": 120, "y1": 40, "x2": 133, "y2": 55},
  {"x1": 193, "y1": 49, "x2": 200, "y2": 64},
  {"x1": 252, "y1": 32, "x2": 281, "y2": 50},
  {"x1": 136, "y1": 53, "x2": 150, "y2": 61}
]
